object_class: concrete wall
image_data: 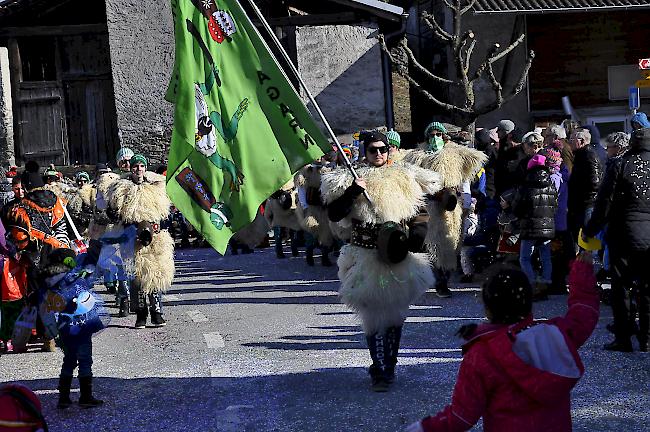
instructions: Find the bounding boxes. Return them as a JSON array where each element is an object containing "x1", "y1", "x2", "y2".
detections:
[
  {"x1": 461, "y1": 13, "x2": 531, "y2": 132},
  {"x1": 104, "y1": 0, "x2": 175, "y2": 165},
  {"x1": 295, "y1": 23, "x2": 387, "y2": 135},
  {"x1": 0, "y1": 47, "x2": 15, "y2": 166}
]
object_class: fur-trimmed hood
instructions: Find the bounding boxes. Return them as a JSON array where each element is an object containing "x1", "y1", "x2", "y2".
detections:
[
  {"x1": 403, "y1": 143, "x2": 487, "y2": 189},
  {"x1": 107, "y1": 171, "x2": 170, "y2": 224},
  {"x1": 320, "y1": 163, "x2": 442, "y2": 225}
]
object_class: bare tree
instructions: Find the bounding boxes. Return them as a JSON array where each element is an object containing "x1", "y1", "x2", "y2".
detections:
[{"x1": 379, "y1": 0, "x2": 534, "y2": 132}]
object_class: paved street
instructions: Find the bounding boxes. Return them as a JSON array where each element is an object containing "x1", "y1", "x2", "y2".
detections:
[{"x1": 2, "y1": 245, "x2": 649, "y2": 431}]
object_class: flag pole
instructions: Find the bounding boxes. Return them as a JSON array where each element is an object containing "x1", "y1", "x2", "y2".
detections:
[{"x1": 242, "y1": 0, "x2": 371, "y2": 203}]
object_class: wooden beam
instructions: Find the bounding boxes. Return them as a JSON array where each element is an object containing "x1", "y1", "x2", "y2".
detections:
[
  {"x1": 268, "y1": 12, "x2": 358, "y2": 26},
  {"x1": 0, "y1": 23, "x2": 108, "y2": 38}
]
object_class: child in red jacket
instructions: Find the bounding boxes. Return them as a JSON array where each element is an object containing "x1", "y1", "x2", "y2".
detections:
[{"x1": 406, "y1": 252, "x2": 599, "y2": 432}]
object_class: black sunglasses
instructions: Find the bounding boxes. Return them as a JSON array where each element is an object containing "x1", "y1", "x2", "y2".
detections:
[{"x1": 367, "y1": 146, "x2": 389, "y2": 155}]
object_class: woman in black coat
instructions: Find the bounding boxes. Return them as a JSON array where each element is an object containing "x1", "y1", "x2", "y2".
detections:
[{"x1": 513, "y1": 154, "x2": 558, "y2": 300}]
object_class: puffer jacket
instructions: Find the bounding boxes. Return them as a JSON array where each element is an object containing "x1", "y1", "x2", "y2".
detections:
[
  {"x1": 420, "y1": 260, "x2": 599, "y2": 432},
  {"x1": 585, "y1": 127, "x2": 650, "y2": 252},
  {"x1": 567, "y1": 145, "x2": 602, "y2": 216},
  {"x1": 512, "y1": 166, "x2": 558, "y2": 240}
]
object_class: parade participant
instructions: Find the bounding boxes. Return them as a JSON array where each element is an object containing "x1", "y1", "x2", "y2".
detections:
[
  {"x1": 230, "y1": 207, "x2": 269, "y2": 254},
  {"x1": 403, "y1": 122, "x2": 487, "y2": 298},
  {"x1": 295, "y1": 159, "x2": 334, "y2": 266},
  {"x1": 1, "y1": 176, "x2": 24, "y2": 226},
  {"x1": 9, "y1": 161, "x2": 70, "y2": 258},
  {"x1": 265, "y1": 181, "x2": 301, "y2": 259},
  {"x1": 116, "y1": 147, "x2": 135, "y2": 173},
  {"x1": 43, "y1": 166, "x2": 59, "y2": 186},
  {"x1": 37, "y1": 248, "x2": 108, "y2": 409},
  {"x1": 5, "y1": 161, "x2": 71, "y2": 352},
  {"x1": 105, "y1": 154, "x2": 174, "y2": 328},
  {"x1": 405, "y1": 253, "x2": 598, "y2": 432},
  {"x1": 322, "y1": 130, "x2": 443, "y2": 391},
  {"x1": 67, "y1": 172, "x2": 95, "y2": 236}
]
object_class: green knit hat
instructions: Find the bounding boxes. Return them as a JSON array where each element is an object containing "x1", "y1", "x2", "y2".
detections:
[
  {"x1": 386, "y1": 129, "x2": 401, "y2": 148},
  {"x1": 75, "y1": 171, "x2": 90, "y2": 182},
  {"x1": 424, "y1": 121, "x2": 447, "y2": 137},
  {"x1": 130, "y1": 154, "x2": 148, "y2": 168}
]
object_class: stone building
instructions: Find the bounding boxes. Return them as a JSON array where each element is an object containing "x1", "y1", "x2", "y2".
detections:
[{"x1": 0, "y1": 0, "x2": 405, "y2": 167}]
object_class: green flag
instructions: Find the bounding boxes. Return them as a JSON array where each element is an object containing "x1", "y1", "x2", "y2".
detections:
[{"x1": 166, "y1": 0, "x2": 330, "y2": 254}]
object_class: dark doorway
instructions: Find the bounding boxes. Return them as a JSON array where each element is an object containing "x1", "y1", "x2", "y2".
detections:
[{"x1": 0, "y1": 0, "x2": 119, "y2": 166}]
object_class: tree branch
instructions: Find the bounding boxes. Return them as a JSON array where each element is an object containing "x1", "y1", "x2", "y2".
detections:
[
  {"x1": 461, "y1": 0, "x2": 478, "y2": 15},
  {"x1": 464, "y1": 38, "x2": 476, "y2": 73},
  {"x1": 398, "y1": 71, "x2": 472, "y2": 115},
  {"x1": 421, "y1": 11, "x2": 452, "y2": 42},
  {"x1": 443, "y1": 0, "x2": 457, "y2": 12},
  {"x1": 471, "y1": 33, "x2": 525, "y2": 82},
  {"x1": 486, "y1": 61, "x2": 503, "y2": 108},
  {"x1": 476, "y1": 49, "x2": 535, "y2": 116},
  {"x1": 393, "y1": 37, "x2": 456, "y2": 85}
]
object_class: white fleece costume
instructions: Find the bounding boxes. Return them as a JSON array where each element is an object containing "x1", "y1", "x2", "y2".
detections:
[{"x1": 321, "y1": 162, "x2": 442, "y2": 334}]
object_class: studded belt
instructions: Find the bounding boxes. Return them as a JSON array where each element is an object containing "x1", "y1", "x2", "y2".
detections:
[{"x1": 351, "y1": 220, "x2": 379, "y2": 249}]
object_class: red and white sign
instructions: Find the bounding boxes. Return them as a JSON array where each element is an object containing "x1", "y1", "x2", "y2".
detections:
[{"x1": 639, "y1": 58, "x2": 650, "y2": 70}]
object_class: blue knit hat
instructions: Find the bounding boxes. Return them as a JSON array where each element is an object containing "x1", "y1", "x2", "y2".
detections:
[{"x1": 631, "y1": 112, "x2": 650, "y2": 128}]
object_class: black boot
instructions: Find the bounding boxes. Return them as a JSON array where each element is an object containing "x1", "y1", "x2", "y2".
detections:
[
  {"x1": 603, "y1": 339, "x2": 633, "y2": 352},
  {"x1": 105, "y1": 282, "x2": 117, "y2": 295},
  {"x1": 385, "y1": 326, "x2": 403, "y2": 384},
  {"x1": 275, "y1": 242, "x2": 285, "y2": 259},
  {"x1": 118, "y1": 298, "x2": 129, "y2": 318},
  {"x1": 78, "y1": 376, "x2": 103, "y2": 408},
  {"x1": 150, "y1": 308, "x2": 166, "y2": 327},
  {"x1": 305, "y1": 247, "x2": 315, "y2": 266},
  {"x1": 366, "y1": 333, "x2": 389, "y2": 392},
  {"x1": 290, "y1": 231, "x2": 299, "y2": 257},
  {"x1": 57, "y1": 375, "x2": 73, "y2": 409},
  {"x1": 321, "y1": 246, "x2": 333, "y2": 267},
  {"x1": 134, "y1": 309, "x2": 148, "y2": 329}
]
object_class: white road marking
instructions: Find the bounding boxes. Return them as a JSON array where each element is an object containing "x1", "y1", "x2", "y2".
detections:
[
  {"x1": 409, "y1": 305, "x2": 443, "y2": 310},
  {"x1": 204, "y1": 332, "x2": 225, "y2": 348},
  {"x1": 163, "y1": 294, "x2": 180, "y2": 301},
  {"x1": 187, "y1": 310, "x2": 209, "y2": 323}
]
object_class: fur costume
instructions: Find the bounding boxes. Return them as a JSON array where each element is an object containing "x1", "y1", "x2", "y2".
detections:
[
  {"x1": 403, "y1": 142, "x2": 487, "y2": 189},
  {"x1": 294, "y1": 164, "x2": 334, "y2": 247},
  {"x1": 67, "y1": 184, "x2": 96, "y2": 236},
  {"x1": 43, "y1": 182, "x2": 76, "y2": 204},
  {"x1": 232, "y1": 209, "x2": 269, "y2": 248},
  {"x1": 106, "y1": 172, "x2": 174, "y2": 294},
  {"x1": 321, "y1": 163, "x2": 442, "y2": 334},
  {"x1": 264, "y1": 180, "x2": 301, "y2": 231},
  {"x1": 87, "y1": 172, "x2": 121, "y2": 240},
  {"x1": 403, "y1": 143, "x2": 487, "y2": 271}
]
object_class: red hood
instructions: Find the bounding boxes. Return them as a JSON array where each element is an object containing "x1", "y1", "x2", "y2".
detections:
[{"x1": 464, "y1": 318, "x2": 583, "y2": 406}]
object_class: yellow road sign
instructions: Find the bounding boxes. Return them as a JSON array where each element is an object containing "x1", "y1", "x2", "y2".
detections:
[{"x1": 636, "y1": 79, "x2": 650, "y2": 88}]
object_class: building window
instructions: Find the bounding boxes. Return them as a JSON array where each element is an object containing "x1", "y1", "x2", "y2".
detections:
[{"x1": 19, "y1": 37, "x2": 57, "y2": 82}]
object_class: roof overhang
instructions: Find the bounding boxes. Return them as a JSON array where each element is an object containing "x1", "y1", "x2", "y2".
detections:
[
  {"x1": 473, "y1": 0, "x2": 650, "y2": 14},
  {"x1": 328, "y1": 0, "x2": 406, "y2": 21}
]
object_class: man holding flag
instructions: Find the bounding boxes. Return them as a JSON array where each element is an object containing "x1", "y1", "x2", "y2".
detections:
[{"x1": 165, "y1": 0, "x2": 332, "y2": 253}]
